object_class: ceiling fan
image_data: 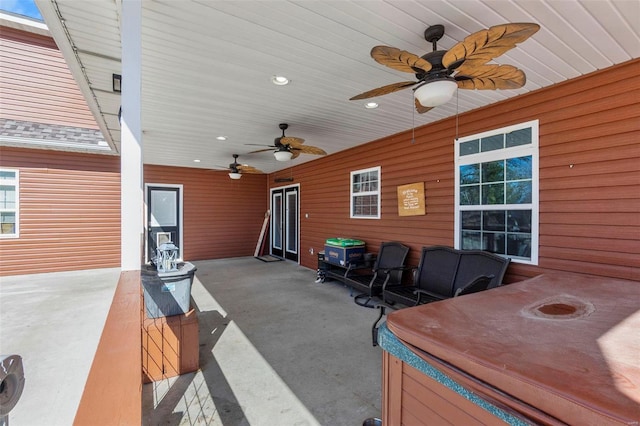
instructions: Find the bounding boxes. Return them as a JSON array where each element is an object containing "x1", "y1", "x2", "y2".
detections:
[
  {"x1": 214, "y1": 154, "x2": 263, "y2": 180},
  {"x1": 350, "y1": 23, "x2": 540, "y2": 113},
  {"x1": 248, "y1": 123, "x2": 327, "y2": 161}
]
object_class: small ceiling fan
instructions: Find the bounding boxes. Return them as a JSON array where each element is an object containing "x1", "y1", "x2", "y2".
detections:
[
  {"x1": 248, "y1": 123, "x2": 327, "y2": 161},
  {"x1": 350, "y1": 23, "x2": 540, "y2": 113},
  {"x1": 214, "y1": 154, "x2": 262, "y2": 179}
]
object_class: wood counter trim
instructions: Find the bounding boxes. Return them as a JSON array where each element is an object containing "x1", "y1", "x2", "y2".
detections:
[{"x1": 73, "y1": 271, "x2": 142, "y2": 425}]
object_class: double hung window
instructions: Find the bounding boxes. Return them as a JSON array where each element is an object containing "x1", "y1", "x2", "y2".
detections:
[
  {"x1": 350, "y1": 166, "x2": 380, "y2": 219},
  {"x1": 455, "y1": 121, "x2": 539, "y2": 264},
  {"x1": 0, "y1": 169, "x2": 19, "y2": 238}
]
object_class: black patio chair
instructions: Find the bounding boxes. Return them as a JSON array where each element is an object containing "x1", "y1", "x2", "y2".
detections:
[
  {"x1": 344, "y1": 241, "x2": 410, "y2": 308},
  {"x1": 373, "y1": 246, "x2": 510, "y2": 345}
]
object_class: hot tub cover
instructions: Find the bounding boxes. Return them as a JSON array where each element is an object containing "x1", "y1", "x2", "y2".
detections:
[{"x1": 386, "y1": 272, "x2": 640, "y2": 425}]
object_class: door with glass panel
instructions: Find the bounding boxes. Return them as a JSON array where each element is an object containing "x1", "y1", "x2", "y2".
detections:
[
  {"x1": 270, "y1": 186, "x2": 299, "y2": 262},
  {"x1": 146, "y1": 185, "x2": 182, "y2": 263}
]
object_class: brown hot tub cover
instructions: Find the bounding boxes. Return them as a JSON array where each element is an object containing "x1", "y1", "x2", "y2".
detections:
[{"x1": 386, "y1": 272, "x2": 640, "y2": 425}]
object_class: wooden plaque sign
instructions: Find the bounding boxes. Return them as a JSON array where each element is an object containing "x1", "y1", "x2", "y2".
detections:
[{"x1": 397, "y1": 182, "x2": 425, "y2": 216}]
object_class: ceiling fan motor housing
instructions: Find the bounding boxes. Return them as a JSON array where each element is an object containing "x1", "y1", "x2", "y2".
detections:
[{"x1": 416, "y1": 50, "x2": 451, "y2": 81}]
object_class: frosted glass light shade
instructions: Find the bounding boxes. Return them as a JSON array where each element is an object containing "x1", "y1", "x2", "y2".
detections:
[
  {"x1": 414, "y1": 79, "x2": 457, "y2": 107},
  {"x1": 228, "y1": 172, "x2": 242, "y2": 180},
  {"x1": 274, "y1": 150, "x2": 293, "y2": 161}
]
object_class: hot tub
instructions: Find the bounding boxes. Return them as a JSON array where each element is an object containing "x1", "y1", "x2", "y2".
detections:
[{"x1": 380, "y1": 272, "x2": 640, "y2": 425}]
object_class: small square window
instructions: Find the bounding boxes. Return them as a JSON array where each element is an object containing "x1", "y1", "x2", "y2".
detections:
[{"x1": 350, "y1": 166, "x2": 381, "y2": 219}]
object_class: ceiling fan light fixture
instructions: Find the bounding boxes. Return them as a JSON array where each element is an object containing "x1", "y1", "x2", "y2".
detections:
[
  {"x1": 365, "y1": 102, "x2": 379, "y2": 109},
  {"x1": 414, "y1": 78, "x2": 458, "y2": 107},
  {"x1": 228, "y1": 172, "x2": 242, "y2": 180},
  {"x1": 274, "y1": 149, "x2": 293, "y2": 161}
]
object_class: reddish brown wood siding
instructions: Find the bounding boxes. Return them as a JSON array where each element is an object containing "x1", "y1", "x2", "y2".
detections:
[
  {"x1": 270, "y1": 59, "x2": 640, "y2": 283},
  {"x1": 0, "y1": 147, "x2": 121, "y2": 275},
  {"x1": 382, "y1": 352, "x2": 510, "y2": 425},
  {"x1": 0, "y1": 26, "x2": 98, "y2": 128},
  {"x1": 0, "y1": 151, "x2": 268, "y2": 276},
  {"x1": 144, "y1": 165, "x2": 268, "y2": 261}
]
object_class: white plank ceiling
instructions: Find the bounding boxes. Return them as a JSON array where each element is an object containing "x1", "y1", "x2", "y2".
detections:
[{"x1": 35, "y1": 0, "x2": 639, "y2": 174}]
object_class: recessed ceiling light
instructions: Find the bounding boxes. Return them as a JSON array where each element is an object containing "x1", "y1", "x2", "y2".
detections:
[
  {"x1": 365, "y1": 102, "x2": 379, "y2": 109},
  {"x1": 272, "y1": 75, "x2": 290, "y2": 86},
  {"x1": 193, "y1": 159, "x2": 201, "y2": 163},
  {"x1": 216, "y1": 136, "x2": 227, "y2": 141}
]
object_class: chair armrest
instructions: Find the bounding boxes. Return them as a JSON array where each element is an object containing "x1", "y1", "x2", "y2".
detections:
[
  {"x1": 412, "y1": 288, "x2": 446, "y2": 305},
  {"x1": 375, "y1": 265, "x2": 413, "y2": 274},
  {"x1": 454, "y1": 274, "x2": 495, "y2": 297}
]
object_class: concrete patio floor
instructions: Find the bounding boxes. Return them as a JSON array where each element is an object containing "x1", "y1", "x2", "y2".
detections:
[
  {"x1": 0, "y1": 267, "x2": 121, "y2": 425},
  {"x1": 1, "y1": 257, "x2": 383, "y2": 425}
]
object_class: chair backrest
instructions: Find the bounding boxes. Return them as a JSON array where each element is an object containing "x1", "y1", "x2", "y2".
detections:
[
  {"x1": 374, "y1": 242, "x2": 410, "y2": 285},
  {"x1": 414, "y1": 246, "x2": 460, "y2": 298},
  {"x1": 453, "y1": 250, "x2": 510, "y2": 294}
]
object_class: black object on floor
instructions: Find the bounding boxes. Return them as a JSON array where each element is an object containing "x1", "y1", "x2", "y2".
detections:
[{"x1": 255, "y1": 255, "x2": 283, "y2": 262}]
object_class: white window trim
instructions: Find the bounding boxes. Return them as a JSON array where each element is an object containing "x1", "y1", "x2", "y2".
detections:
[
  {"x1": 350, "y1": 166, "x2": 381, "y2": 219},
  {"x1": 0, "y1": 169, "x2": 19, "y2": 239},
  {"x1": 454, "y1": 120, "x2": 539, "y2": 265}
]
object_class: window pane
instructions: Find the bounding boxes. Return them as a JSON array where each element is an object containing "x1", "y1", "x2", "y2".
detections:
[
  {"x1": 507, "y1": 210, "x2": 532, "y2": 233},
  {"x1": 506, "y1": 156, "x2": 532, "y2": 180},
  {"x1": 460, "y1": 185, "x2": 479, "y2": 205},
  {"x1": 483, "y1": 210, "x2": 505, "y2": 231},
  {"x1": 0, "y1": 171, "x2": 16, "y2": 181},
  {"x1": 481, "y1": 134, "x2": 503, "y2": 152},
  {"x1": 482, "y1": 160, "x2": 504, "y2": 183},
  {"x1": 506, "y1": 181, "x2": 532, "y2": 204},
  {"x1": 460, "y1": 164, "x2": 479, "y2": 184},
  {"x1": 482, "y1": 183, "x2": 504, "y2": 205},
  {"x1": 0, "y1": 185, "x2": 16, "y2": 209},
  {"x1": 460, "y1": 139, "x2": 479, "y2": 156},
  {"x1": 483, "y1": 232, "x2": 505, "y2": 254},
  {"x1": 1, "y1": 212, "x2": 15, "y2": 234},
  {"x1": 461, "y1": 231, "x2": 482, "y2": 249},
  {"x1": 506, "y1": 128, "x2": 531, "y2": 148},
  {"x1": 507, "y1": 234, "x2": 532, "y2": 257},
  {"x1": 353, "y1": 194, "x2": 378, "y2": 216},
  {"x1": 461, "y1": 211, "x2": 481, "y2": 230}
]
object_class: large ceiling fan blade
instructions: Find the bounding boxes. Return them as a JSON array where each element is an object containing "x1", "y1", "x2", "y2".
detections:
[
  {"x1": 442, "y1": 23, "x2": 540, "y2": 69},
  {"x1": 456, "y1": 64, "x2": 526, "y2": 90},
  {"x1": 414, "y1": 98, "x2": 434, "y2": 114},
  {"x1": 371, "y1": 46, "x2": 433, "y2": 73},
  {"x1": 350, "y1": 81, "x2": 417, "y2": 101},
  {"x1": 237, "y1": 165, "x2": 263, "y2": 174},
  {"x1": 248, "y1": 148, "x2": 275, "y2": 154},
  {"x1": 290, "y1": 150, "x2": 301, "y2": 159},
  {"x1": 294, "y1": 145, "x2": 327, "y2": 156},
  {"x1": 280, "y1": 136, "x2": 305, "y2": 147}
]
